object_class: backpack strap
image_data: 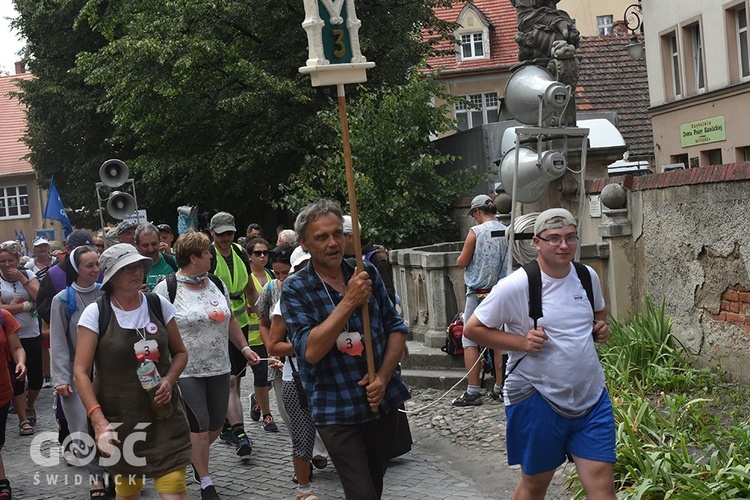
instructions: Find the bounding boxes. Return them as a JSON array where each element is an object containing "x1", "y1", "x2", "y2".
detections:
[
  {"x1": 523, "y1": 260, "x2": 543, "y2": 328},
  {"x1": 97, "y1": 292, "x2": 166, "y2": 339},
  {"x1": 163, "y1": 253, "x2": 178, "y2": 273},
  {"x1": 166, "y1": 273, "x2": 178, "y2": 303},
  {"x1": 207, "y1": 273, "x2": 226, "y2": 296},
  {"x1": 166, "y1": 273, "x2": 225, "y2": 304},
  {"x1": 96, "y1": 294, "x2": 112, "y2": 340},
  {"x1": 573, "y1": 262, "x2": 595, "y2": 312},
  {"x1": 63, "y1": 285, "x2": 78, "y2": 323},
  {"x1": 144, "y1": 292, "x2": 165, "y2": 326}
]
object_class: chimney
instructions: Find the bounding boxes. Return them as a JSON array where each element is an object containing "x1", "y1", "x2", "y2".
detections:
[
  {"x1": 612, "y1": 20, "x2": 629, "y2": 36},
  {"x1": 14, "y1": 62, "x2": 26, "y2": 74}
]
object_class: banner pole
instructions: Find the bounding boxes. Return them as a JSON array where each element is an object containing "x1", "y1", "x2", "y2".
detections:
[{"x1": 337, "y1": 84, "x2": 377, "y2": 410}]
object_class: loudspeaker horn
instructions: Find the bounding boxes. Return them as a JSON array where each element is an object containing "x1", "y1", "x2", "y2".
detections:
[
  {"x1": 504, "y1": 66, "x2": 570, "y2": 126},
  {"x1": 106, "y1": 191, "x2": 137, "y2": 219},
  {"x1": 99, "y1": 159, "x2": 129, "y2": 188},
  {"x1": 177, "y1": 205, "x2": 197, "y2": 218},
  {"x1": 499, "y1": 147, "x2": 567, "y2": 203}
]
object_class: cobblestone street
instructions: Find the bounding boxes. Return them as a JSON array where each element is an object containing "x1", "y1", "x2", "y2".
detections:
[{"x1": 4, "y1": 382, "x2": 572, "y2": 499}]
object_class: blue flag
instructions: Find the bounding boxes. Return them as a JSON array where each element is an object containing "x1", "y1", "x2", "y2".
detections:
[
  {"x1": 17, "y1": 230, "x2": 28, "y2": 256},
  {"x1": 43, "y1": 175, "x2": 73, "y2": 238}
]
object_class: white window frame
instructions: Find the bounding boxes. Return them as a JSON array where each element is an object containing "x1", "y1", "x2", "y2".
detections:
[
  {"x1": 460, "y1": 32, "x2": 484, "y2": 60},
  {"x1": 0, "y1": 185, "x2": 31, "y2": 220},
  {"x1": 455, "y1": 92, "x2": 499, "y2": 131},
  {"x1": 596, "y1": 15, "x2": 613, "y2": 36},
  {"x1": 455, "y1": 4, "x2": 491, "y2": 62},
  {"x1": 738, "y1": 7, "x2": 750, "y2": 80},
  {"x1": 670, "y1": 34, "x2": 682, "y2": 97},
  {"x1": 691, "y1": 24, "x2": 706, "y2": 92}
]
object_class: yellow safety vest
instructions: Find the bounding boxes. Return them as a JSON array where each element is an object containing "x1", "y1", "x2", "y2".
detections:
[{"x1": 212, "y1": 243, "x2": 250, "y2": 328}]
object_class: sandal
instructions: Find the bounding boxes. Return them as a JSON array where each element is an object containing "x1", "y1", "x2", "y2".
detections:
[
  {"x1": 19, "y1": 419, "x2": 34, "y2": 436},
  {"x1": 0, "y1": 478, "x2": 10, "y2": 499},
  {"x1": 90, "y1": 487, "x2": 106, "y2": 499},
  {"x1": 26, "y1": 407, "x2": 36, "y2": 426}
]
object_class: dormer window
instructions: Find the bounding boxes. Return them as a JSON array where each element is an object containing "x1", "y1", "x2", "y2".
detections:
[
  {"x1": 456, "y1": 4, "x2": 491, "y2": 61},
  {"x1": 461, "y1": 33, "x2": 484, "y2": 59}
]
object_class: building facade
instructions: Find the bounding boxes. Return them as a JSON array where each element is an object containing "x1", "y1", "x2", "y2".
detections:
[
  {"x1": 644, "y1": 0, "x2": 750, "y2": 170},
  {"x1": 426, "y1": 0, "x2": 517, "y2": 134},
  {"x1": 558, "y1": 0, "x2": 637, "y2": 37},
  {"x1": 0, "y1": 70, "x2": 54, "y2": 248}
]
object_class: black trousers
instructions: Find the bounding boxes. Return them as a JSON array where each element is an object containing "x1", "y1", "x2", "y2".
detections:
[{"x1": 316, "y1": 407, "x2": 400, "y2": 500}]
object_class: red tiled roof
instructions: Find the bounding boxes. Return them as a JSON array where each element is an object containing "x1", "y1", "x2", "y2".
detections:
[
  {"x1": 0, "y1": 72, "x2": 34, "y2": 178},
  {"x1": 426, "y1": 0, "x2": 518, "y2": 75},
  {"x1": 575, "y1": 33, "x2": 653, "y2": 159}
]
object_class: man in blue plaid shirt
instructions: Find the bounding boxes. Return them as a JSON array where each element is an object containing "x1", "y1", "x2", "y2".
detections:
[{"x1": 281, "y1": 200, "x2": 409, "y2": 500}]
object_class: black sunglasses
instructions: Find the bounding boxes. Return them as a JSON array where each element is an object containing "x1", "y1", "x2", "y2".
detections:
[{"x1": 252, "y1": 250, "x2": 269, "y2": 257}]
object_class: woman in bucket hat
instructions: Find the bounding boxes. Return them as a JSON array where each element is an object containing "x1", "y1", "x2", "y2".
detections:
[{"x1": 73, "y1": 244, "x2": 192, "y2": 499}]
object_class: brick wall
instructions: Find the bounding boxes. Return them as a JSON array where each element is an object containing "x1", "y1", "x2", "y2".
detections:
[{"x1": 710, "y1": 285, "x2": 750, "y2": 334}]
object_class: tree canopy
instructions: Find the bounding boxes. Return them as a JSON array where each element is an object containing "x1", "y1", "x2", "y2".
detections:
[
  {"x1": 12, "y1": 0, "x2": 468, "y2": 244},
  {"x1": 280, "y1": 68, "x2": 482, "y2": 248}
]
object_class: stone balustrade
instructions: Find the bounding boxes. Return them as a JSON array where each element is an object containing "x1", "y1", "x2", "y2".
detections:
[{"x1": 390, "y1": 242, "x2": 467, "y2": 348}]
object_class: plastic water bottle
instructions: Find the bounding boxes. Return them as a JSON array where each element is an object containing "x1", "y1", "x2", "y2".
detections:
[{"x1": 136, "y1": 355, "x2": 173, "y2": 420}]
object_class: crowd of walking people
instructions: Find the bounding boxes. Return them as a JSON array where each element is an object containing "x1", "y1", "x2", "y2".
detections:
[
  {"x1": 0, "y1": 196, "x2": 618, "y2": 500},
  {"x1": 0, "y1": 201, "x2": 411, "y2": 500}
]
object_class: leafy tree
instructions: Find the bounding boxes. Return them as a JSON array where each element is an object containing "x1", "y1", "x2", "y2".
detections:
[
  {"x1": 12, "y1": 0, "x2": 458, "y2": 229},
  {"x1": 279, "y1": 68, "x2": 484, "y2": 248},
  {"x1": 11, "y1": 0, "x2": 127, "y2": 229}
]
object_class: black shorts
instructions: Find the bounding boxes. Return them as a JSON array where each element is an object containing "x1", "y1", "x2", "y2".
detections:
[
  {"x1": 229, "y1": 325, "x2": 250, "y2": 377},
  {"x1": 248, "y1": 344, "x2": 269, "y2": 388}
]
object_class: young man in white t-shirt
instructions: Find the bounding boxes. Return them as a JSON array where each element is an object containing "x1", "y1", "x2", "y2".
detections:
[{"x1": 464, "y1": 208, "x2": 616, "y2": 500}]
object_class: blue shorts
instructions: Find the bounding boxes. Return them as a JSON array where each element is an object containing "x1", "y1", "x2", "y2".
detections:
[{"x1": 505, "y1": 387, "x2": 615, "y2": 476}]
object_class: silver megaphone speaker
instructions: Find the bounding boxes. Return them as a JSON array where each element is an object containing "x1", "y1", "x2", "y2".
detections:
[
  {"x1": 99, "y1": 159, "x2": 129, "y2": 188},
  {"x1": 504, "y1": 66, "x2": 570, "y2": 126},
  {"x1": 106, "y1": 191, "x2": 137, "y2": 219},
  {"x1": 499, "y1": 147, "x2": 567, "y2": 204},
  {"x1": 177, "y1": 206, "x2": 197, "y2": 218}
]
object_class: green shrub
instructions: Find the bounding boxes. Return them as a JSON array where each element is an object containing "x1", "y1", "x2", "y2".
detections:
[{"x1": 565, "y1": 296, "x2": 750, "y2": 498}]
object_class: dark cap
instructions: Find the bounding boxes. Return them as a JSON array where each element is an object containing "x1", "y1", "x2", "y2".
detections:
[
  {"x1": 66, "y1": 230, "x2": 94, "y2": 249},
  {"x1": 156, "y1": 224, "x2": 172, "y2": 233},
  {"x1": 210, "y1": 212, "x2": 236, "y2": 233}
]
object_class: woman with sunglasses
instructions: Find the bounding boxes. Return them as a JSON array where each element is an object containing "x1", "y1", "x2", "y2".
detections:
[{"x1": 244, "y1": 237, "x2": 278, "y2": 432}]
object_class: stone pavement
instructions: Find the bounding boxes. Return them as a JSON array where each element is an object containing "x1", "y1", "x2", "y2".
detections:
[{"x1": 2, "y1": 379, "x2": 565, "y2": 499}]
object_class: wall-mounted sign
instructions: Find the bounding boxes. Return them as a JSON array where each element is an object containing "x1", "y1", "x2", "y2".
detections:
[{"x1": 680, "y1": 116, "x2": 726, "y2": 148}]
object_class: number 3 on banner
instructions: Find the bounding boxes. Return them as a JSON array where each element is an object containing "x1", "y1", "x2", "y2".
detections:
[{"x1": 331, "y1": 30, "x2": 346, "y2": 58}]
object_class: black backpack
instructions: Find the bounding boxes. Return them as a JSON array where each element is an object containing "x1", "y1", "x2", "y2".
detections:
[
  {"x1": 505, "y1": 259, "x2": 595, "y2": 378},
  {"x1": 441, "y1": 313, "x2": 465, "y2": 356},
  {"x1": 524, "y1": 259, "x2": 594, "y2": 329},
  {"x1": 96, "y1": 292, "x2": 165, "y2": 339}
]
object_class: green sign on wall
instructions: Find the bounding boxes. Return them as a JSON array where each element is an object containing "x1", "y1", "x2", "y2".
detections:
[{"x1": 680, "y1": 116, "x2": 726, "y2": 148}]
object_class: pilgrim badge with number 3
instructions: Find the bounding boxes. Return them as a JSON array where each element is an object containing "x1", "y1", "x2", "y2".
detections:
[
  {"x1": 336, "y1": 330, "x2": 364, "y2": 357},
  {"x1": 134, "y1": 339, "x2": 160, "y2": 362}
]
